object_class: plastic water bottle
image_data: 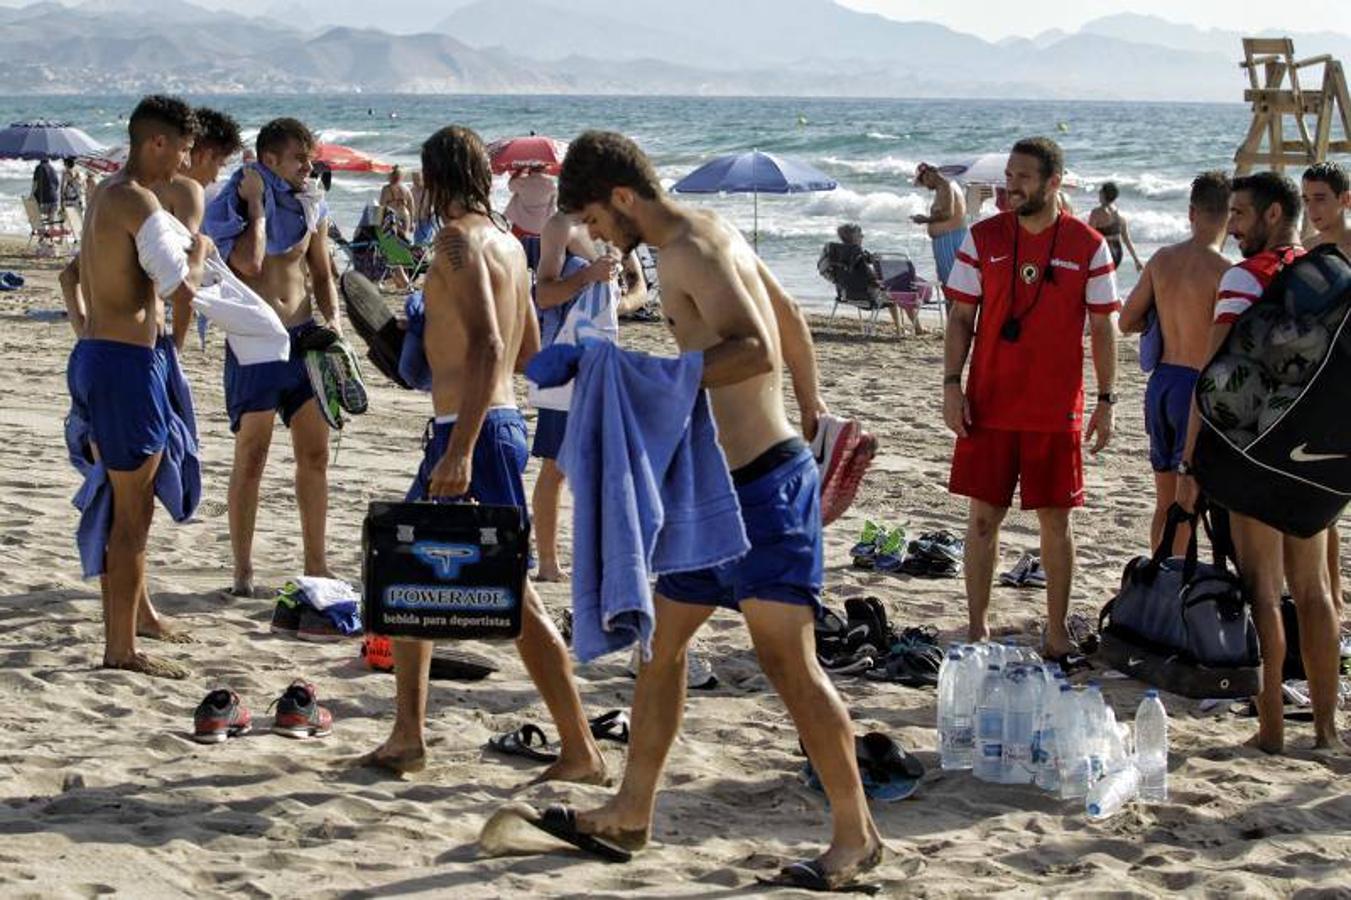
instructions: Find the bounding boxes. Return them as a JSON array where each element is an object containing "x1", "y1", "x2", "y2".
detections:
[
  {"x1": 1035, "y1": 682, "x2": 1070, "y2": 792},
  {"x1": 1085, "y1": 766, "x2": 1140, "y2": 819},
  {"x1": 1030, "y1": 666, "x2": 1061, "y2": 790},
  {"x1": 938, "y1": 649, "x2": 962, "y2": 766},
  {"x1": 942, "y1": 647, "x2": 978, "y2": 769},
  {"x1": 1082, "y1": 683, "x2": 1110, "y2": 783},
  {"x1": 1135, "y1": 690, "x2": 1169, "y2": 802},
  {"x1": 1000, "y1": 665, "x2": 1037, "y2": 784},
  {"x1": 973, "y1": 664, "x2": 1006, "y2": 782},
  {"x1": 1057, "y1": 686, "x2": 1090, "y2": 799}
]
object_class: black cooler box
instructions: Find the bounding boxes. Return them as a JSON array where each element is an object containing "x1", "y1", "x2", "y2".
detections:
[{"x1": 362, "y1": 501, "x2": 529, "y2": 640}]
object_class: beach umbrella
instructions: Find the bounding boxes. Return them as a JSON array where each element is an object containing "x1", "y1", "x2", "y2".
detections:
[
  {"x1": 79, "y1": 144, "x2": 127, "y2": 174},
  {"x1": 0, "y1": 120, "x2": 105, "y2": 160},
  {"x1": 937, "y1": 152, "x2": 1081, "y2": 188},
  {"x1": 487, "y1": 135, "x2": 568, "y2": 175},
  {"x1": 671, "y1": 150, "x2": 837, "y2": 250},
  {"x1": 315, "y1": 142, "x2": 393, "y2": 174}
]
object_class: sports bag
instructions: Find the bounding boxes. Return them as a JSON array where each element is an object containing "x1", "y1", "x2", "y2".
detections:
[
  {"x1": 1194, "y1": 244, "x2": 1351, "y2": 537},
  {"x1": 1098, "y1": 503, "x2": 1260, "y2": 698}
]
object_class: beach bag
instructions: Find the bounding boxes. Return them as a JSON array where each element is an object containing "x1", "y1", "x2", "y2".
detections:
[
  {"x1": 339, "y1": 269, "x2": 410, "y2": 390},
  {"x1": 1194, "y1": 245, "x2": 1351, "y2": 538},
  {"x1": 362, "y1": 500, "x2": 529, "y2": 641},
  {"x1": 1098, "y1": 503, "x2": 1260, "y2": 699}
]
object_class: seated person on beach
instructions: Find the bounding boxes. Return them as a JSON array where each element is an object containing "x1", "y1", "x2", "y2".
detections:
[
  {"x1": 819, "y1": 223, "x2": 906, "y2": 337},
  {"x1": 358, "y1": 125, "x2": 606, "y2": 784},
  {"x1": 67, "y1": 95, "x2": 210, "y2": 677},
  {"x1": 549, "y1": 131, "x2": 882, "y2": 892},
  {"x1": 944, "y1": 137, "x2": 1119, "y2": 667},
  {"x1": 1119, "y1": 172, "x2": 1231, "y2": 555},
  {"x1": 1088, "y1": 181, "x2": 1143, "y2": 272},
  {"x1": 202, "y1": 117, "x2": 343, "y2": 599},
  {"x1": 1177, "y1": 172, "x2": 1344, "y2": 755},
  {"x1": 1300, "y1": 161, "x2": 1350, "y2": 622}
]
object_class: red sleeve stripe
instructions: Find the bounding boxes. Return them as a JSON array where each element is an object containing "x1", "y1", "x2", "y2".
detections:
[{"x1": 955, "y1": 250, "x2": 980, "y2": 268}]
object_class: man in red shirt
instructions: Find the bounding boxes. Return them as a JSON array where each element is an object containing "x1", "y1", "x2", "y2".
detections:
[
  {"x1": 1178, "y1": 172, "x2": 1343, "y2": 755},
  {"x1": 942, "y1": 137, "x2": 1119, "y2": 662}
]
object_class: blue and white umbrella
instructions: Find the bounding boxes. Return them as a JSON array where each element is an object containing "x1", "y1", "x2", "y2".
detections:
[
  {"x1": 0, "y1": 120, "x2": 105, "y2": 161},
  {"x1": 672, "y1": 149, "x2": 837, "y2": 249}
]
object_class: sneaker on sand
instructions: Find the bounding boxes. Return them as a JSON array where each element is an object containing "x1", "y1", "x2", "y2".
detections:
[
  {"x1": 270, "y1": 597, "x2": 302, "y2": 635},
  {"x1": 296, "y1": 606, "x2": 348, "y2": 643},
  {"x1": 999, "y1": 551, "x2": 1038, "y2": 587},
  {"x1": 192, "y1": 689, "x2": 253, "y2": 744},
  {"x1": 270, "y1": 680, "x2": 333, "y2": 740},
  {"x1": 1022, "y1": 558, "x2": 1047, "y2": 589}
]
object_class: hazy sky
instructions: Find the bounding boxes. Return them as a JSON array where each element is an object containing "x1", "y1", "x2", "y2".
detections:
[{"x1": 838, "y1": 0, "x2": 1350, "y2": 42}]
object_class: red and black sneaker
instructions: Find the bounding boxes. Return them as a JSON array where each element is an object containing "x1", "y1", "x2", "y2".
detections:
[
  {"x1": 192, "y1": 689, "x2": 253, "y2": 744},
  {"x1": 812, "y1": 413, "x2": 878, "y2": 526},
  {"x1": 269, "y1": 680, "x2": 333, "y2": 740}
]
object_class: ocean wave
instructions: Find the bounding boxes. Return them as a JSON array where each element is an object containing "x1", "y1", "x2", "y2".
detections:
[
  {"x1": 1080, "y1": 171, "x2": 1192, "y2": 200},
  {"x1": 800, "y1": 188, "x2": 927, "y2": 223},
  {"x1": 318, "y1": 129, "x2": 382, "y2": 143},
  {"x1": 1123, "y1": 210, "x2": 1190, "y2": 243},
  {"x1": 819, "y1": 155, "x2": 920, "y2": 177},
  {"x1": 865, "y1": 131, "x2": 904, "y2": 141}
]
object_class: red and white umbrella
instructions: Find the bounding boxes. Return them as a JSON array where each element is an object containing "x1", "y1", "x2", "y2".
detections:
[
  {"x1": 79, "y1": 144, "x2": 127, "y2": 173},
  {"x1": 487, "y1": 135, "x2": 567, "y2": 175}
]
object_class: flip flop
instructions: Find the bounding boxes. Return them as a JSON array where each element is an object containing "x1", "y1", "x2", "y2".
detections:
[
  {"x1": 487, "y1": 723, "x2": 559, "y2": 763},
  {"x1": 526, "y1": 805, "x2": 635, "y2": 864},
  {"x1": 429, "y1": 647, "x2": 498, "y2": 681},
  {"x1": 757, "y1": 855, "x2": 883, "y2": 895},
  {"x1": 589, "y1": 710, "x2": 630, "y2": 745}
]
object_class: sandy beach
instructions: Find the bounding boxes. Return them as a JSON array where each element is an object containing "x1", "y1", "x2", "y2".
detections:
[{"x1": 0, "y1": 234, "x2": 1347, "y2": 899}]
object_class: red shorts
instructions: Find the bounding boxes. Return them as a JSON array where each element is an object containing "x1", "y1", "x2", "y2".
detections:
[{"x1": 949, "y1": 427, "x2": 1084, "y2": 510}]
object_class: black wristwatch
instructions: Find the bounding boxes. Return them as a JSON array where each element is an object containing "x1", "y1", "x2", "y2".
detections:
[
  {"x1": 1176, "y1": 460, "x2": 1193, "y2": 476},
  {"x1": 1097, "y1": 392, "x2": 1117, "y2": 405}
]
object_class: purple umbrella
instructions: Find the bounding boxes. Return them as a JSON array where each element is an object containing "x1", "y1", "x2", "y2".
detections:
[{"x1": 0, "y1": 120, "x2": 105, "y2": 161}]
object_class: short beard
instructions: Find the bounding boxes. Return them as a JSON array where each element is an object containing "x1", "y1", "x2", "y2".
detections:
[
  {"x1": 1016, "y1": 190, "x2": 1051, "y2": 217},
  {"x1": 1239, "y1": 221, "x2": 1270, "y2": 259},
  {"x1": 611, "y1": 207, "x2": 643, "y2": 254}
]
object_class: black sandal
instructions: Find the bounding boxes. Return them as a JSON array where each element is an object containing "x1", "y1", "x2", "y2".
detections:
[
  {"x1": 487, "y1": 723, "x2": 558, "y2": 763},
  {"x1": 527, "y1": 805, "x2": 637, "y2": 864},
  {"x1": 757, "y1": 853, "x2": 884, "y2": 895},
  {"x1": 589, "y1": 710, "x2": 630, "y2": 744}
]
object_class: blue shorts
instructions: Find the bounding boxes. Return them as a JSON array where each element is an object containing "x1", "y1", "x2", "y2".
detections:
[
  {"x1": 1145, "y1": 363, "x2": 1199, "y2": 472},
  {"x1": 223, "y1": 320, "x2": 317, "y2": 433},
  {"x1": 407, "y1": 408, "x2": 529, "y2": 509},
  {"x1": 531, "y1": 409, "x2": 568, "y2": 460},
  {"x1": 67, "y1": 338, "x2": 172, "y2": 471},
  {"x1": 657, "y1": 446, "x2": 822, "y2": 611}
]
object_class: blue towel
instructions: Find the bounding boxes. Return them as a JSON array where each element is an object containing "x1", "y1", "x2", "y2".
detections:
[
  {"x1": 202, "y1": 163, "x2": 329, "y2": 264},
  {"x1": 1139, "y1": 308, "x2": 1162, "y2": 374},
  {"x1": 545, "y1": 341, "x2": 749, "y2": 662},
  {"x1": 398, "y1": 290, "x2": 433, "y2": 392},
  {"x1": 66, "y1": 337, "x2": 202, "y2": 579}
]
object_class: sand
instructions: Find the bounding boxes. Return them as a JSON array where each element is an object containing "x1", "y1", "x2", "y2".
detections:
[{"x1": 0, "y1": 235, "x2": 1347, "y2": 899}]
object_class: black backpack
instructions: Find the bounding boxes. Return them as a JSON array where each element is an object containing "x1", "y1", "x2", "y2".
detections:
[{"x1": 1194, "y1": 244, "x2": 1351, "y2": 537}]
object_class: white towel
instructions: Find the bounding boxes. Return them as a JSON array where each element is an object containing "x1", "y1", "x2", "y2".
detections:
[
  {"x1": 193, "y1": 255, "x2": 290, "y2": 365},
  {"x1": 135, "y1": 210, "x2": 191, "y2": 299},
  {"x1": 292, "y1": 575, "x2": 359, "y2": 611}
]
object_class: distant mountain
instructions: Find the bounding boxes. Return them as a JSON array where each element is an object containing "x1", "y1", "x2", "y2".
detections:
[{"x1": 1, "y1": 1, "x2": 1347, "y2": 99}]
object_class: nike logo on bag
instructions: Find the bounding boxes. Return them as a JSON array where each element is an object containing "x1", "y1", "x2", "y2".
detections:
[
  {"x1": 1127, "y1": 657, "x2": 1144, "y2": 668},
  {"x1": 1289, "y1": 443, "x2": 1351, "y2": 464}
]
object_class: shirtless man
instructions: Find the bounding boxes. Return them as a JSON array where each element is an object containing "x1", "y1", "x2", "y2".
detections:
[
  {"x1": 1301, "y1": 161, "x2": 1350, "y2": 620},
  {"x1": 62, "y1": 107, "x2": 241, "y2": 336},
  {"x1": 1178, "y1": 172, "x2": 1344, "y2": 754},
  {"x1": 67, "y1": 95, "x2": 209, "y2": 677},
  {"x1": 556, "y1": 131, "x2": 881, "y2": 891},
  {"x1": 359, "y1": 126, "x2": 605, "y2": 784},
  {"x1": 1119, "y1": 172, "x2": 1231, "y2": 554},
  {"x1": 913, "y1": 161, "x2": 968, "y2": 322},
  {"x1": 530, "y1": 209, "x2": 617, "y2": 581},
  {"x1": 379, "y1": 165, "x2": 415, "y2": 238},
  {"x1": 204, "y1": 118, "x2": 342, "y2": 597}
]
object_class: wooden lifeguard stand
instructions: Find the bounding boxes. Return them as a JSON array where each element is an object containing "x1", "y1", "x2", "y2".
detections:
[{"x1": 1234, "y1": 38, "x2": 1351, "y2": 175}]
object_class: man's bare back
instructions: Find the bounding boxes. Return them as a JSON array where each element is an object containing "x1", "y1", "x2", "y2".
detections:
[
  {"x1": 655, "y1": 208, "x2": 795, "y2": 469},
  {"x1": 154, "y1": 174, "x2": 205, "y2": 234},
  {"x1": 425, "y1": 215, "x2": 534, "y2": 418},
  {"x1": 1123, "y1": 239, "x2": 1230, "y2": 369}
]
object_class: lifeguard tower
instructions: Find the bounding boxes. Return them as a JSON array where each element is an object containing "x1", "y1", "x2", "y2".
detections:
[{"x1": 1234, "y1": 38, "x2": 1350, "y2": 175}]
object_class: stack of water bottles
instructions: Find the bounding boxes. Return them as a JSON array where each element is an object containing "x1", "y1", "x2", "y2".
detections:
[{"x1": 937, "y1": 641, "x2": 1170, "y2": 819}]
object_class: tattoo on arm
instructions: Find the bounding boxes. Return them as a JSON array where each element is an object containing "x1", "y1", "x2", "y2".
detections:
[{"x1": 445, "y1": 234, "x2": 468, "y2": 271}]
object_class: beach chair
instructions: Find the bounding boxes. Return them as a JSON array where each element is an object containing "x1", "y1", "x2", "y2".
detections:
[
  {"x1": 375, "y1": 227, "x2": 429, "y2": 288},
  {"x1": 878, "y1": 255, "x2": 945, "y2": 335},
  {"x1": 23, "y1": 197, "x2": 71, "y2": 252},
  {"x1": 819, "y1": 241, "x2": 896, "y2": 336}
]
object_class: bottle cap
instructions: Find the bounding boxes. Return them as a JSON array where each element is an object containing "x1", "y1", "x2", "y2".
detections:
[{"x1": 1144, "y1": 689, "x2": 1159, "y2": 699}]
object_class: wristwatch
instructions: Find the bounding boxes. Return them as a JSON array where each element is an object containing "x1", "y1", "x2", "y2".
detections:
[
  {"x1": 1097, "y1": 392, "x2": 1117, "y2": 405},
  {"x1": 1176, "y1": 460, "x2": 1193, "y2": 476},
  {"x1": 943, "y1": 374, "x2": 962, "y2": 387}
]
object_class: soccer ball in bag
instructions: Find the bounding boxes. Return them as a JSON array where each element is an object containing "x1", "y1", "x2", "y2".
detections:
[
  {"x1": 1279, "y1": 252, "x2": 1351, "y2": 318},
  {"x1": 1261, "y1": 316, "x2": 1331, "y2": 385},
  {"x1": 1256, "y1": 384, "x2": 1303, "y2": 434},
  {"x1": 1231, "y1": 303, "x2": 1285, "y2": 356},
  {"x1": 1197, "y1": 353, "x2": 1274, "y2": 432}
]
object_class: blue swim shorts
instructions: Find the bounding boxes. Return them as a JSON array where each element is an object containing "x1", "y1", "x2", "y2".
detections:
[
  {"x1": 223, "y1": 320, "x2": 318, "y2": 433},
  {"x1": 67, "y1": 338, "x2": 171, "y2": 472},
  {"x1": 407, "y1": 408, "x2": 530, "y2": 509},
  {"x1": 1144, "y1": 363, "x2": 1199, "y2": 472},
  {"x1": 531, "y1": 408, "x2": 568, "y2": 460},
  {"x1": 657, "y1": 442, "x2": 822, "y2": 612}
]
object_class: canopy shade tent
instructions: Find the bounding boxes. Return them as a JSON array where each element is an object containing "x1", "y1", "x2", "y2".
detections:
[
  {"x1": 671, "y1": 150, "x2": 837, "y2": 250},
  {"x1": 937, "y1": 152, "x2": 1081, "y2": 188},
  {"x1": 487, "y1": 135, "x2": 567, "y2": 175},
  {"x1": 0, "y1": 121, "x2": 105, "y2": 160}
]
